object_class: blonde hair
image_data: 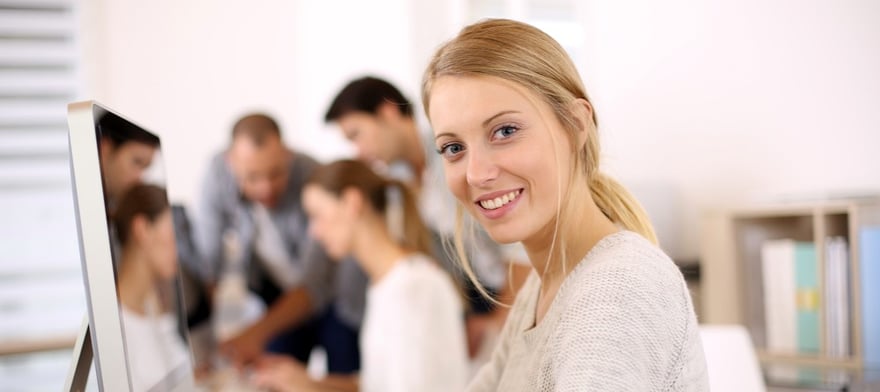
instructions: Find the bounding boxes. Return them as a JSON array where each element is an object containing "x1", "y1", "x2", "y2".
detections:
[{"x1": 422, "y1": 19, "x2": 657, "y2": 298}]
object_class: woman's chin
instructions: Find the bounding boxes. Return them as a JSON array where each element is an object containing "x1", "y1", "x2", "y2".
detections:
[{"x1": 483, "y1": 226, "x2": 526, "y2": 245}]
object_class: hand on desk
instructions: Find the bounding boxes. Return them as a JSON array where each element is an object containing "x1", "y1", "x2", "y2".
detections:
[{"x1": 220, "y1": 325, "x2": 269, "y2": 369}]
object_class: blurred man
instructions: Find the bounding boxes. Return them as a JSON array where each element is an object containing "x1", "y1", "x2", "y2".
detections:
[
  {"x1": 324, "y1": 76, "x2": 530, "y2": 358},
  {"x1": 97, "y1": 111, "x2": 159, "y2": 209},
  {"x1": 195, "y1": 113, "x2": 366, "y2": 374}
]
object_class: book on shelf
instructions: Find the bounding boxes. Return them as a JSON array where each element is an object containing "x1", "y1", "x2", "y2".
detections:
[
  {"x1": 860, "y1": 227, "x2": 880, "y2": 368},
  {"x1": 761, "y1": 240, "x2": 820, "y2": 355},
  {"x1": 824, "y1": 236, "x2": 849, "y2": 359},
  {"x1": 762, "y1": 239, "x2": 798, "y2": 354},
  {"x1": 795, "y1": 242, "x2": 820, "y2": 354}
]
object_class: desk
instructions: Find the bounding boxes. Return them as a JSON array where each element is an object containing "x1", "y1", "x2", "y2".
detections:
[
  {"x1": 764, "y1": 364, "x2": 880, "y2": 392},
  {"x1": 197, "y1": 368, "x2": 264, "y2": 392}
]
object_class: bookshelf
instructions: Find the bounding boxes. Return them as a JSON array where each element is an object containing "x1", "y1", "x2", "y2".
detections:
[{"x1": 700, "y1": 199, "x2": 880, "y2": 377}]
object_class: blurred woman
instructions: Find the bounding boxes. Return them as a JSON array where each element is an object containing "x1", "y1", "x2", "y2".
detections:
[
  {"x1": 252, "y1": 159, "x2": 467, "y2": 392},
  {"x1": 114, "y1": 184, "x2": 191, "y2": 391}
]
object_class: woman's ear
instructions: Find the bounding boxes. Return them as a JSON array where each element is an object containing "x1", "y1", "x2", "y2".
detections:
[
  {"x1": 570, "y1": 98, "x2": 594, "y2": 150},
  {"x1": 340, "y1": 187, "x2": 365, "y2": 217},
  {"x1": 98, "y1": 138, "x2": 115, "y2": 164},
  {"x1": 130, "y1": 214, "x2": 151, "y2": 244},
  {"x1": 377, "y1": 101, "x2": 403, "y2": 123}
]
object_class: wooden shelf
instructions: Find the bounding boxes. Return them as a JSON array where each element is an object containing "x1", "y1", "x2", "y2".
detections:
[
  {"x1": 0, "y1": 334, "x2": 76, "y2": 356},
  {"x1": 723, "y1": 201, "x2": 857, "y2": 219},
  {"x1": 700, "y1": 199, "x2": 880, "y2": 372},
  {"x1": 756, "y1": 350, "x2": 861, "y2": 370}
]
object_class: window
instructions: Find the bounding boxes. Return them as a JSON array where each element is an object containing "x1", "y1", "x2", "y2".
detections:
[
  {"x1": 0, "y1": 0, "x2": 88, "y2": 389},
  {"x1": 464, "y1": 0, "x2": 585, "y2": 57}
]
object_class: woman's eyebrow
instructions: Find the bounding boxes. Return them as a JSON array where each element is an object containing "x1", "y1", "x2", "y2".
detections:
[
  {"x1": 482, "y1": 110, "x2": 520, "y2": 127},
  {"x1": 434, "y1": 110, "x2": 522, "y2": 141},
  {"x1": 435, "y1": 131, "x2": 455, "y2": 141}
]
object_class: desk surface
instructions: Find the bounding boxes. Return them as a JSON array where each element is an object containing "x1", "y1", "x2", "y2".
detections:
[{"x1": 197, "y1": 367, "x2": 265, "y2": 392}]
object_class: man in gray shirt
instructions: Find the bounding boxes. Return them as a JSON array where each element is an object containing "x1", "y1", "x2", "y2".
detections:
[{"x1": 194, "y1": 113, "x2": 366, "y2": 373}]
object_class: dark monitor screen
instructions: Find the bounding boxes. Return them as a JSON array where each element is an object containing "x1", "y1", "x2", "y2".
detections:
[{"x1": 68, "y1": 101, "x2": 195, "y2": 391}]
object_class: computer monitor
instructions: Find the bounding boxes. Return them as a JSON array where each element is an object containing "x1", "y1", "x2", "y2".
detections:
[{"x1": 66, "y1": 101, "x2": 195, "y2": 391}]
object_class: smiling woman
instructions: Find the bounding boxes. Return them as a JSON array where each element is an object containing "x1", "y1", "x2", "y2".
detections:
[{"x1": 423, "y1": 19, "x2": 709, "y2": 391}]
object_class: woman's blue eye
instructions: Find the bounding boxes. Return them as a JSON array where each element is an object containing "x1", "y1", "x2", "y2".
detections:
[
  {"x1": 438, "y1": 143, "x2": 464, "y2": 158},
  {"x1": 493, "y1": 125, "x2": 519, "y2": 140}
]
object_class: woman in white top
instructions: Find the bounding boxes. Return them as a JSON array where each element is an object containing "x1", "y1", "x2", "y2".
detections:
[
  {"x1": 422, "y1": 19, "x2": 709, "y2": 391},
  {"x1": 252, "y1": 159, "x2": 468, "y2": 392},
  {"x1": 113, "y1": 184, "x2": 191, "y2": 391}
]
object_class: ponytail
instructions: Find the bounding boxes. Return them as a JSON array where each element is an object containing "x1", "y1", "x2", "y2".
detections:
[
  {"x1": 385, "y1": 179, "x2": 434, "y2": 257},
  {"x1": 589, "y1": 173, "x2": 658, "y2": 245}
]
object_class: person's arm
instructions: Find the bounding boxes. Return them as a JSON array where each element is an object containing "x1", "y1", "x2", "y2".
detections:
[
  {"x1": 312, "y1": 375, "x2": 358, "y2": 392},
  {"x1": 193, "y1": 155, "x2": 231, "y2": 284},
  {"x1": 221, "y1": 239, "x2": 335, "y2": 367},
  {"x1": 220, "y1": 286, "x2": 314, "y2": 368}
]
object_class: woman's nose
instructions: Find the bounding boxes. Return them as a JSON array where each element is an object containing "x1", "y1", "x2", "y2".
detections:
[{"x1": 465, "y1": 149, "x2": 499, "y2": 188}]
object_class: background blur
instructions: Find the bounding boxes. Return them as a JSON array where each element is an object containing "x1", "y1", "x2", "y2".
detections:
[{"x1": 1, "y1": 0, "x2": 878, "y2": 389}]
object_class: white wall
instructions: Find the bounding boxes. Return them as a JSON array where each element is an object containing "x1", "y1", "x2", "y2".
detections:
[
  {"x1": 79, "y1": 0, "x2": 880, "y2": 261},
  {"x1": 576, "y1": 0, "x2": 880, "y2": 259},
  {"x1": 79, "y1": 0, "x2": 421, "y2": 210}
]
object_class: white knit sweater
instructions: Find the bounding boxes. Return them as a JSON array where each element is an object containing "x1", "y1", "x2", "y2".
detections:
[{"x1": 467, "y1": 231, "x2": 709, "y2": 391}]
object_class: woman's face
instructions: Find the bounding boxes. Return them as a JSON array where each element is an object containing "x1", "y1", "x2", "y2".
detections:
[
  {"x1": 428, "y1": 75, "x2": 575, "y2": 248},
  {"x1": 144, "y1": 209, "x2": 178, "y2": 281},
  {"x1": 302, "y1": 185, "x2": 356, "y2": 261}
]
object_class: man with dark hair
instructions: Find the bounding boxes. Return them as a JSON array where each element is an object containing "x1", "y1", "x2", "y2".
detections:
[
  {"x1": 97, "y1": 112, "x2": 160, "y2": 206},
  {"x1": 325, "y1": 76, "x2": 530, "y2": 359},
  {"x1": 194, "y1": 113, "x2": 366, "y2": 374},
  {"x1": 325, "y1": 76, "x2": 414, "y2": 120},
  {"x1": 325, "y1": 77, "x2": 420, "y2": 168}
]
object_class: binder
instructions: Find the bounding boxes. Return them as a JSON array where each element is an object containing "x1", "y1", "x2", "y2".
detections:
[{"x1": 860, "y1": 227, "x2": 880, "y2": 367}]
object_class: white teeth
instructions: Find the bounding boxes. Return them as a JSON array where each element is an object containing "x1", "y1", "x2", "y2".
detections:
[{"x1": 479, "y1": 190, "x2": 521, "y2": 210}]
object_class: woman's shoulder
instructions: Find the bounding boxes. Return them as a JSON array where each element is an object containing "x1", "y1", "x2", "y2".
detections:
[
  {"x1": 559, "y1": 230, "x2": 691, "y2": 318},
  {"x1": 391, "y1": 254, "x2": 461, "y2": 297},
  {"x1": 541, "y1": 232, "x2": 705, "y2": 390},
  {"x1": 545, "y1": 230, "x2": 695, "y2": 341},
  {"x1": 576, "y1": 231, "x2": 683, "y2": 285},
  {"x1": 372, "y1": 254, "x2": 464, "y2": 324}
]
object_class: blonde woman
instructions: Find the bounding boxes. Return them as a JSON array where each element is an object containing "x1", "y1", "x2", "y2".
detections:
[
  {"x1": 252, "y1": 159, "x2": 467, "y2": 392},
  {"x1": 423, "y1": 19, "x2": 709, "y2": 391}
]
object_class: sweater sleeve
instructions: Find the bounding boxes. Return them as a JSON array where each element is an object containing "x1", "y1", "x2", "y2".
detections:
[{"x1": 549, "y1": 260, "x2": 693, "y2": 391}]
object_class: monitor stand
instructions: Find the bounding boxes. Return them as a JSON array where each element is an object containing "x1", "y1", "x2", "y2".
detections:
[{"x1": 64, "y1": 316, "x2": 92, "y2": 392}]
